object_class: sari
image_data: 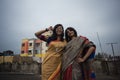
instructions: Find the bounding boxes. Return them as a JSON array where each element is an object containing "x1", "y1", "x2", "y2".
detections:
[
  {"x1": 62, "y1": 36, "x2": 96, "y2": 80},
  {"x1": 42, "y1": 40, "x2": 66, "y2": 80}
]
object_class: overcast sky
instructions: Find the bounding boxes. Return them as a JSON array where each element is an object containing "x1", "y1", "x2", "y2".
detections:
[{"x1": 0, "y1": 0, "x2": 120, "y2": 56}]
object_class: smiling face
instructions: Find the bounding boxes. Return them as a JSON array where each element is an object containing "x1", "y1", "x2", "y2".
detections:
[
  {"x1": 65, "y1": 27, "x2": 77, "y2": 42},
  {"x1": 52, "y1": 24, "x2": 64, "y2": 41},
  {"x1": 55, "y1": 26, "x2": 63, "y2": 36},
  {"x1": 66, "y1": 29, "x2": 75, "y2": 38}
]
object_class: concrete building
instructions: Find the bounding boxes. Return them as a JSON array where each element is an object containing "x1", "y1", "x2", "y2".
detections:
[{"x1": 20, "y1": 38, "x2": 48, "y2": 62}]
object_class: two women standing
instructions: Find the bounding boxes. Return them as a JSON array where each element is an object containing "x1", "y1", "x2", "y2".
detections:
[{"x1": 35, "y1": 24, "x2": 96, "y2": 80}]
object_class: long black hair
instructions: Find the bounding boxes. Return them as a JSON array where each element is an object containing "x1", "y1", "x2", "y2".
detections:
[
  {"x1": 47, "y1": 24, "x2": 64, "y2": 44},
  {"x1": 65, "y1": 27, "x2": 77, "y2": 42}
]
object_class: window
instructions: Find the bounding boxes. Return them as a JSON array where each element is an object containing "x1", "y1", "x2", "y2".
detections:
[
  {"x1": 35, "y1": 43, "x2": 40, "y2": 47},
  {"x1": 28, "y1": 50, "x2": 32, "y2": 54},
  {"x1": 29, "y1": 43, "x2": 32, "y2": 46},
  {"x1": 21, "y1": 51, "x2": 24, "y2": 53},
  {"x1": 35, "y1": 50, "x2": 38, "y2": 54}
]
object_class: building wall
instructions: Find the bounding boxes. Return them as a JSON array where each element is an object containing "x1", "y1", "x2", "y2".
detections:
[
  {"x1": 28, "y1": 39, "x2": 35, "y2": 57},
  {"x1": 21, "y1": 39, "x2": 28, "y2": 56},
  {"x1": 34, "y1": 39, "x2": 42, "y2": 54},
  {"x1": 41, "y1": 41, "x2": 48, "y2": 61},
  {"x1": 20, "y1": 38, "x2": 48, "y2": 62}
]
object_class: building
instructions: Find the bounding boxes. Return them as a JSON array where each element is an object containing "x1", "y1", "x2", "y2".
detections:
[{"x1": 20, "y1": 38, "x2": 48, "y2": 62}]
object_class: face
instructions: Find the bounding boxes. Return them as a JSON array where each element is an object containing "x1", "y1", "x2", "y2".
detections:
[
  {"x1": 66, "y1": 29, "x2": 75, "y2": 38},
  {"x1": 56, "y1": 26, "x2": 63, "y2": 35}
]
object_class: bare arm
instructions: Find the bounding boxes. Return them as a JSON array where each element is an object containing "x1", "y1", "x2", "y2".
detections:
[
  {"x1": 35, "y1": 29, "x2": 48, "y2": 41},
  {"x1": 83, "y1": 47, "x2": 95, "y2": 60},
  {"x1": 35, "y1": 29, "x2": 47, "y2": 38},
  {"x1": 35, "y1": 26, "x2": 53, "y2": 41},
  {"x1": 77, "y1": 46, "x2": 95, "y2": 62}
]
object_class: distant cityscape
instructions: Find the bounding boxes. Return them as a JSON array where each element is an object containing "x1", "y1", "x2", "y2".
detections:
[{"x1": 0, "y1": 37, "x2": 120, "y2": 62}]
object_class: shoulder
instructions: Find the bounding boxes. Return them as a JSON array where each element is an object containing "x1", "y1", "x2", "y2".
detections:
[
  {"x1": 79, "y1": 35, "x2": 88, "y2": 40},
  {"x1": 79, "y1": 35, "x2": 89, "y2": 43}
]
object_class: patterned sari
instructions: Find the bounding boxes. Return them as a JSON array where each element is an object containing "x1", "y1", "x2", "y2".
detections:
[
  {"x1": 62, "y1": 36, "x2": 96, "y2": 80},
  {"x1": 42, "y1": 40, "x2": 66, "y2": 80}
]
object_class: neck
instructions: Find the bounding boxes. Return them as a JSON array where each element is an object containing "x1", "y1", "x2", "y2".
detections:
[
  {"x1": 57, "y1": 36, "x2": 61, "y2": 41},
  {"x1": 71, "y1": 36, "x2": 76, "y2": 39}
]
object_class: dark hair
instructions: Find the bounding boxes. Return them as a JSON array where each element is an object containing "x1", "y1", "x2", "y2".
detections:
[
  {"x1": 47, "y1": 24, "x2": 64, "y2": 44},
  {"x1": 65, "y1": 27, "x2": 77, "y2": 42}
]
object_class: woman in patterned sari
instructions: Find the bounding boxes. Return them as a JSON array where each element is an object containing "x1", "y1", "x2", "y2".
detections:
[
  {"x1": 62, "y1": 27, "x2": 96, "y2": 80},
  {"x1": 35, "y1": 24, "x2": 66, "y2": 80}
]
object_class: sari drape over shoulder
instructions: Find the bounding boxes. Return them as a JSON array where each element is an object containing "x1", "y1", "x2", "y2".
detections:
[{"x1": 42, "y1": 40, "x2": 66, "y2": 80}]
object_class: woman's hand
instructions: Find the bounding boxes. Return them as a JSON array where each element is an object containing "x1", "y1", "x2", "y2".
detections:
[
  {"x1": 78, "y1": 58, "x2": 85, "y2": 62},
  {"x1": 48, "y1": 26, "x2": 53, "y2": 30},
  {"x1": 46, "y1": 26, "x2": 53, "y2": 31},
  {"x1": 76, "y1": 57, "x2": 85, "y2": 63}
]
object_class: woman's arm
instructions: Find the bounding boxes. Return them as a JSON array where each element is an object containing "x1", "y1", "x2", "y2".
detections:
[
  {"x1": 35, "y1": 26, "x2": 53, "y2": 42},
  {"x1": 77, "y1": 46, "x2": 95, "y2": 62},
  {"x1": 35, "y1": 29, "x2": 48, "y2": 41}
]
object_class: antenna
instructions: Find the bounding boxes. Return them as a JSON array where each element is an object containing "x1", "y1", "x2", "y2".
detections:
[
  {"x1": 106, "y1": 43, "x2": 117, "y2": 61},
  {"x1": 97, "y1": 32, "x2": 104, "y2": 57}
]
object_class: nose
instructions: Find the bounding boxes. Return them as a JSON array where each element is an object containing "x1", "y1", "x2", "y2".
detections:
[{"x1": 67, "y1": 30, "x2": 71, "y2": 33}]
